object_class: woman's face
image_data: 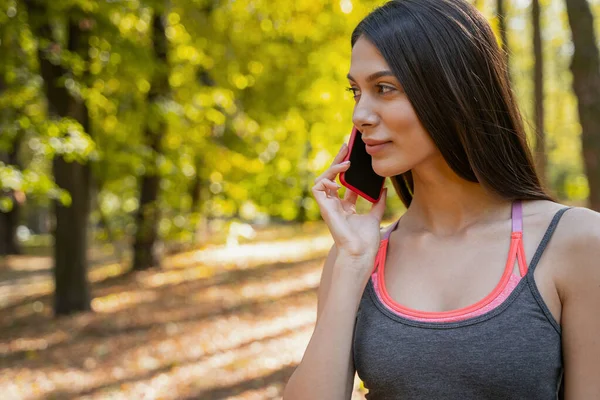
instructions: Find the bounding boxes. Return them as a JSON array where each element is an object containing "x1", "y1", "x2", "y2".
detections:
[{"x1": 348, "y1": 36, "x2": 440, "y2": 177}]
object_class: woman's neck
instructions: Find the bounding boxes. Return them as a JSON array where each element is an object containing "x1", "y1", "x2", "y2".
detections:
[{"x1": 402, "y1": 158, "x2": 511, "y2": 237}]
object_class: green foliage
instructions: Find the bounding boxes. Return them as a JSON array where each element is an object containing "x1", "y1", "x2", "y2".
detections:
[{"x1": 0, "y1": 0, "x2": 596, "y2": 241}]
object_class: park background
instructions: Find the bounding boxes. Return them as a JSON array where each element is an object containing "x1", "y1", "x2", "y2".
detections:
[{"x1": 1, "y1": 0, "x2": 599, "y2": 398}]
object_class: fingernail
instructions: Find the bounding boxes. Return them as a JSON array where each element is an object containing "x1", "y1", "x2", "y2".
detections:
[{"x1": 341, "y1": 160, "x2": 351, "y2": 165}]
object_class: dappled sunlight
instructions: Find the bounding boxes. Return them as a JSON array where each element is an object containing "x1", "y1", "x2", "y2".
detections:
[
  {"x1": 0, "y1": 329, "x2": 69, "y2": 356},
  {"x1": 91, "y1": 290, "x2": 159, "y2": 313},
  {"x1": 2, "y1": 300, "x2": 49, "y2": 321},
  {"x1": 78, "y1": 325, "x2": 314, "y2": 400},
  {"x1": 0, "y1": 255, "x2": 52, "y2": 272},
  {"x1": 163, "y1": 234, "x2": 333, "y2": 272},
  {"x1": 136, "y1": 234, "x2": 331, "y2": 291},
  {"x1": 0, "y1": 232, "x2": 333, "y2": 311},
  {"x1": 89, "y1": 262, "x2": 131, "y2": 283},
  {"x1": 0, "y1": 262, "x2": 130, "y2": 310},
  {"x1": 0, "y1": 278, "x2": 53, "y2": 309},
  {"x1": 192, "y1": 264, "x2": 321, "y2": 305},
  {"x1": 139, "y1": 264, "x2": 217, "y2": 288},
  {"x1": 0, "y1": 283, "x2": 318, "y2": 399},
  {"x1": 191, "y1": 235, "x2": 333, "y2": 269},
  {"x1": 87, "y1": 259, "x2": 323, "y2": 335},
  {"x1": 0, "y1": 229, "x2": 371, "y2": 399},
  {"x1": 0, "y1": 244, "x2": 127, "y2": 277}
]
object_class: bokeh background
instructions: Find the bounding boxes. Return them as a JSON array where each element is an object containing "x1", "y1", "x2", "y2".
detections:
[{"x1": 1, "y1": 0, "x2": 599, "y2": 398}]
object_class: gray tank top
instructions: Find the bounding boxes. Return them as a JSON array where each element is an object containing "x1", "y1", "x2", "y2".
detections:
[{"x1": 353, "y1": 205, "x2": 571, "y2": 399}]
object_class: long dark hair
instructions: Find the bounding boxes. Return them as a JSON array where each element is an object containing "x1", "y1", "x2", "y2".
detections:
[{"x1": 351, "y1": 0, "x2": 553, "y2": 207}]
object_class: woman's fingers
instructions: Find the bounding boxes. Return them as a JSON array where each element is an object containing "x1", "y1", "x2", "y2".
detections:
[
  {"x1": 312, "y1": 178, "x2": 341, "y2": 199},
  {"x1": 343, "y1": 187, "x2": 358, "y2": 204},
  {"x1": 312, "y1": 178, "x2": 346, "y2": 231},
  {"x1": 314, "y1": 144, "x2": 350, "y2": 184},
  {"x1": 314, "y1": 161, "x2": 350, "y2": 184},
  {"x1": 312, "y1": 144, "x2": 353, "y2": 223},
  {"x1": 332, "y1": 143, "x2": 348, "y2": 164},
  {"x1": 369, "y1": 188, "x2": 388, "y2": 221}
]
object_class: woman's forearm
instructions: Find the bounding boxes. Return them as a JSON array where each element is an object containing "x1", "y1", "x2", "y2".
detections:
[{"x1": 283, "y1": 256, "x2": 371, "y2": 400}]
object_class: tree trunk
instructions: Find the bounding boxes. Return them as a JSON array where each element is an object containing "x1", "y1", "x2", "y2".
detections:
[
  {"x1": 188, "y1": 156, "x2": 204, "y2": 243},
  {"x1": 26, "y1": 0, "x2": 93, "y2": 315},
  {"x1": 0, "y1": 133, "x2": 24, "y2": 256},
  {"x1": 132, "y1": 9, "x2": 169, "y2": 270},
  {"x1": 0, "y1": 28, "x2": 23, "y2": 256},
  {"x1": 52, "y1": 156, "x2": 91, "y2": 315},
  {"x1": 297, "y1": 138, "x2": 312, "y2": 223},
  {"x1": 0, "y1": 194, "x2": 22, "y2": 256},
  {"x1": 564, "y1": 0, "x2": 600, "y2": 211},
  {"x1": 190, "y1": 166, "x2": 203, "y2": 214},
  {"x1": 189, "y1": 155, "x2": 204, "y2": 212},
  {"x1": 132, "y1": 136, "x2": 162, "y2": 270},
  {"x1": 532, "y1": 0, "x2": 547, "y2": 187},
  {"x1": 54, "y1": 17, "x2": 94, "y2": 315}
]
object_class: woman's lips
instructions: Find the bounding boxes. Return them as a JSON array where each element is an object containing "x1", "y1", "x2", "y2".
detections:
[{"x1": 365, "y1": 141, "x2": 391, "y2": 155}]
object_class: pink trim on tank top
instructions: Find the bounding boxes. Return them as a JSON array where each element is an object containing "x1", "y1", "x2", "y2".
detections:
[{"x1": 371, "y1": 200, "x2": 528, "y2": 322}]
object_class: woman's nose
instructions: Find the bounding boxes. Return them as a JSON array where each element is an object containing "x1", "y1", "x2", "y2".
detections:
[{"x1": 352, "y1": 102, "x2": 379, "y2": 128}]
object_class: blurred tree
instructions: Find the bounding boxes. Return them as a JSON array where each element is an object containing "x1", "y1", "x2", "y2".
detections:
[
  {"x1": 0, "y1": 3, "x2": 29, "y2": 256},
  {"x1": 187, "y1": 69, "x2": 214, "y2": 242},
  {"x1": 1, "y1": 0, "x2": 594, "y2": 268},
  {"x1": 532, "y1": 0, "x2": 547, "y2": 187},
  {"x1": 132, "y1": 2, "x2": 170, "y2": 270},
  {"x1": 0, "y1": 41, "x2": 23, "y2": 255},
  {"x1": 0, "y1": 140, "x2": 23, "y2": 256},
  {"x1": 0, "y1": 0, "x2": 68, "y2": 252},
  {"x1": 564, "y1": 0, "x2": 600, "y2": 211},
  {"x1": 25, "y1": 0, "x2": 94, "y2": 314}
]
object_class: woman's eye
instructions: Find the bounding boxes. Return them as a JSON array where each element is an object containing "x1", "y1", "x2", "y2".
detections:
[
  {"x1": 345, "y1": 84, "x2": 394, "y2": 99},
  {"x1": 346, "y1": 86, "x2": 360, "y2": 98},
  {"x1": 377, "y1": 84, "x2": 395, "y2": 94}
]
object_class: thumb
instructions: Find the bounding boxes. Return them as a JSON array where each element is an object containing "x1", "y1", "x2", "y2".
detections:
[{"x1": 369, "y1": 187, "x2": 387, "y2": 221}]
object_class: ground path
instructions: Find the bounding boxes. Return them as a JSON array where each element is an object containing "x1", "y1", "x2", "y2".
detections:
[{"x1": 0, "y1": 222, "x2": 371, "y2": 399}]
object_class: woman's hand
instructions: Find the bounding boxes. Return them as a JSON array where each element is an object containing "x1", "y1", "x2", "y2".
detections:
[{"x1": 312, "y1": 143, "x2": 388, "y2": 262}]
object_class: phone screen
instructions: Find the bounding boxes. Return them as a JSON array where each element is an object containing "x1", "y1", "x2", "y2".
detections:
[{"x1": 340, "y1": 127, "x2": 385, "y2": 202}]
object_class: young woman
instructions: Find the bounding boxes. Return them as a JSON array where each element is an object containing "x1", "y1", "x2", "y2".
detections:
[{"x1": 283, "y1": 0, "x2": 600, "y2": 399}]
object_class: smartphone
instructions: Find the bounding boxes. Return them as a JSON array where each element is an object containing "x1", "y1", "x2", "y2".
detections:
[{"x1": 339, "y1": 126, "x2": 386, "y2": 203}]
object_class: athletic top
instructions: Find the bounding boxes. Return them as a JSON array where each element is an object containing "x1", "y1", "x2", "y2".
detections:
[{"x1": 352, "y1": 201, "x2": 571, "y2": 399}]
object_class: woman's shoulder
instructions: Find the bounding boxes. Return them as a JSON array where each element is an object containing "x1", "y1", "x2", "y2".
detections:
[
  {"x1": 530, "y1": 200, "x2": 600, "y2": 241},
  {"x1": 553, "y1": 203, "x2": 600, "y2": 256},
  {"x1": 548, "y1": 203, "x2": 600, "y2": 352},
  {"x1": 524, "y1": 199, "x2": 599, "y2": 250},
  {"x1": 533, "y1": 200, "x2": 600, "y2": 282}
]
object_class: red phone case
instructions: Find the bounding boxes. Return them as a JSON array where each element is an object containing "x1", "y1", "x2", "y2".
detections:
[{"x1": 339, "y1": 127, "x2": 385, "y2": 203}]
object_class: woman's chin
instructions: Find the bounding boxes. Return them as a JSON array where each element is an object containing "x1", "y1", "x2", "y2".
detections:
[{"x1": 372, "y1": 161, "x2": 404, "y2": 178}]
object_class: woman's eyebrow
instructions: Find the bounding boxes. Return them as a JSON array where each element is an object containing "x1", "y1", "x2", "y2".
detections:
[{"x1": 346, "y1": 70, "x2": 395, "y2": 82}]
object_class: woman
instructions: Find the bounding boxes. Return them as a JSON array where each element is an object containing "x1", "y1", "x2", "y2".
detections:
[{"x1": 283, "y1": 0, "x2": 600, "y2": 399}]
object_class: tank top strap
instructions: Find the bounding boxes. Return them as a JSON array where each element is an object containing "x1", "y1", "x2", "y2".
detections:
[
  {"x1": 374, "y1": 201, "x2": 564, "y2": 277},
  {"x1": 510, "y1": 200, "x2": 528, "y2": 276},
  {"x1": 512, "y1": 199, "x2": 523, "y2": 233},
  {"x1": 373, "y1": 219, "x2": 401, "y2": 274},
  {"x1": 384, "y1": 201, "x2": 523, "y2": 239},
  {"x1": 526, "y1": 206, "x2": 572, "y2": 276},
  {"x1": 383, "y1": 218, "x2": 401, "y2": 240}
]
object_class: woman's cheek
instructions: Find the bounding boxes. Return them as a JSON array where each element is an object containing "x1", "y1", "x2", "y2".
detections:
[{"x1": 372, "y1": 149, "x2": 412, "y2": 177}]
